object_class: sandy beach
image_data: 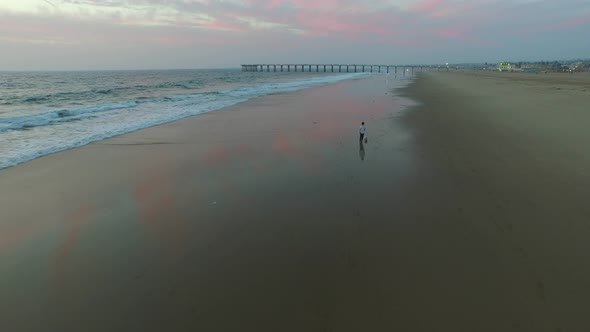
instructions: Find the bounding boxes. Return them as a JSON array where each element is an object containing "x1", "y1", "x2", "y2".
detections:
[{"x1": 2, "y1": 71, "x2": 590, "y2": 331}]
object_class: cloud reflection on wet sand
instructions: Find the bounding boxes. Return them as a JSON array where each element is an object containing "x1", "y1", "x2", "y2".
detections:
[
  {"x1": 54, "y1": 204, "x2": 94, "y2": 287},
  {"x1": 133, "y1": 164, "x2": 188, "y2": 260}
]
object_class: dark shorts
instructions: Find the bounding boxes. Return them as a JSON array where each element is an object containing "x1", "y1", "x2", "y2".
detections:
[{"x1": 359, "y1": 133, "x2": 365, "y2": 141}]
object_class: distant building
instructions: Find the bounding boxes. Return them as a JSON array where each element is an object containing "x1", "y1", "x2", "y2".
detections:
[
  {"x1": 570, "y1": 62, "x2": 589, "y2": 72},
  {"x1": 498, "y1": 62, "x2": 512, "y2": 72}
]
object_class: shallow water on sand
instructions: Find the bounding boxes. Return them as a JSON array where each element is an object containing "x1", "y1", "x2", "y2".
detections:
[{"x1": 0, "y1": 75, "x2": 421, "y2": 331}]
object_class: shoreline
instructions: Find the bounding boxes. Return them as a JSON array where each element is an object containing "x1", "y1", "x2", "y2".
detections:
[{"x1": 0, "y1": 71, "x2": 372, "y2": 170}]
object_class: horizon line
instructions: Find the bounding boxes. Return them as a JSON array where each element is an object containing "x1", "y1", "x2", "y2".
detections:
[{"x1": 2, "y1": 58, "x2": 589, "y2": 72}]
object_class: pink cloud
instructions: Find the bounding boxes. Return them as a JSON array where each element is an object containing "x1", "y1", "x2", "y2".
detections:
[
  {"x1": 295, "y1": 11, "x2": 387, "y2": 38},
  {"x1": 246, "y1": 0, "x2": 345, "y2": 11},
  {"x1": 291, "y1": 0, "x2": 342, "y2": 11},
  {"x1": 205, "y1": 18, "x2": 247, "y2": 32},
  {"x1": 267, "y1": 0, "x2": 283, "y2": 9}
]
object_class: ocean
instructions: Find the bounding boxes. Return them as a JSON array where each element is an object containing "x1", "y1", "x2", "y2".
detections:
[{"x1": 0, "y1": 69, "x2": 370, "y2": 169}]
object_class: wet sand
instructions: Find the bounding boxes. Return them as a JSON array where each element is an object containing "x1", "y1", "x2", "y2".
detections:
[
  {"x1": 2, "y1": 71, "x2": 590, "y2": 331},
  {"x1": 1, "y1": 75, "x2": 416, "y2": 331}
]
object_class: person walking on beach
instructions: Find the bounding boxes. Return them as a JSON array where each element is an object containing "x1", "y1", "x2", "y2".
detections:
[{"x1": 359, "y1": 122, "x2": 366, "y2": 143}]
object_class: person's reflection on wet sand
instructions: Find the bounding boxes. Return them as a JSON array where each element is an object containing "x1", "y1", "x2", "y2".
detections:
[{"x1": 359, "y1": 141, "x2": 365, "y2": 161}]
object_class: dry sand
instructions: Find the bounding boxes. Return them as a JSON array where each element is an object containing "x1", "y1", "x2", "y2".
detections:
[
  {"x1": 399, "y1": 70, "x2": 590, "y2": 331},
  {"x1": 1, "y1": 71, "x2": 590, "y2": 331}
]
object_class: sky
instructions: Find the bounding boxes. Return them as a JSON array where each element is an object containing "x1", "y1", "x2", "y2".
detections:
[{"x1": 0, "y1": 0, "x2": 589, "y2": 70}]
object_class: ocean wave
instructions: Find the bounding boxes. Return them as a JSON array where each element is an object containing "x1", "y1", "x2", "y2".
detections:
[
  {"x1": 2, "y1": 73, "x2": 365, "y2": 133},
  {"x1": 20, "y1": 90, "x2": 90, "y2": 104},
  {"x1": 153, "y1": 82, "x2": 198, "y2": 90},
  {"x1": 0, "y1": 101, "x2": 138, "y2": 132},
  {"x1": 18, "y1": 88, "x2": 118, "y2": 105},
  {"x1": 94, "y1": 88, "x2": 113, "y2": 94},
  {"x1": 23, "y1": 96, "x2": 50, "y2": 103}
]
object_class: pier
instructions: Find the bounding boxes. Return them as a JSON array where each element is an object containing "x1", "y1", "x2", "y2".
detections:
[{"x1": 241, "y1": 64, "x2": 439, "y2": 74}]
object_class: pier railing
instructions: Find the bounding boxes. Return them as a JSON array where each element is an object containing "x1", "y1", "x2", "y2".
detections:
[{"x1": 241, "y1": 64, "x2": 436, "y2": 73}]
